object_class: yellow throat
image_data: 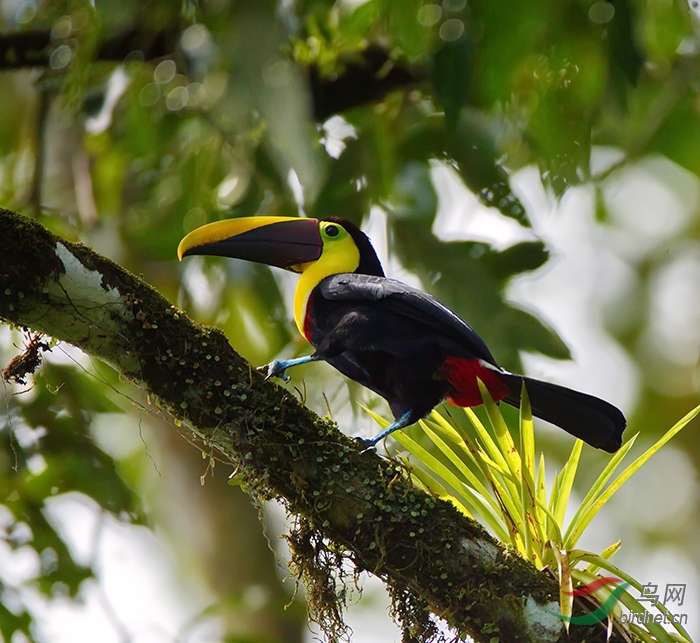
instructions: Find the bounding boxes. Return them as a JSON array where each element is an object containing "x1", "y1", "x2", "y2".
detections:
[{"x1": 293, "y1": 222, "x2": 360, "y2": 338}]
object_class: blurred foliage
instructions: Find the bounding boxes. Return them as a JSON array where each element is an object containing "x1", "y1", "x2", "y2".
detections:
[
  {"x1": 1, "y1": 356, "x2": 143, "y2": 641},
  {"x1": 1, "y1": 0, "x2": 700, "y2": 640}
]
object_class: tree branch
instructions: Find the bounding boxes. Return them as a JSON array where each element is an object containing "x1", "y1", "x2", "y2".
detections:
[
  {"x1": 0, "y1": 29, "x2": 178, "y2": 69},
  {"x1": 0, "y1": 208, "x2": 633, "y2": 643},
  {"x1": 0, "y1": 28, "x2": 422, "y2": 121}
]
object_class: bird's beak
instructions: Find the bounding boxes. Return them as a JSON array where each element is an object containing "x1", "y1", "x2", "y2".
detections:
[{"x1": 177, "y1": 216, "x2": 322, "y2": 270}]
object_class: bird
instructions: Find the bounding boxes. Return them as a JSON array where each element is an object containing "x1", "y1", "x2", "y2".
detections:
[{"x1": 178, "y1": 215, "x2": 626, "y2": 452}]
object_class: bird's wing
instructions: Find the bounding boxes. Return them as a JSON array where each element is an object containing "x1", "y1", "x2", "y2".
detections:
[{"x1": 317, "y1": 273, "x2": 500, "y2": 366}]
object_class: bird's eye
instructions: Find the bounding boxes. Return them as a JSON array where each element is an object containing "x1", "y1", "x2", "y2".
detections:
[{"x1": 325, "y1": 225, "x2": 340, "y2": 238}]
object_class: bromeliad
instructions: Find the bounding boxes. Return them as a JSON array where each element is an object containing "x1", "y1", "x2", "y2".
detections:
[{"x1": 178, "y1": 216, "x2": 626, "y2": 451}]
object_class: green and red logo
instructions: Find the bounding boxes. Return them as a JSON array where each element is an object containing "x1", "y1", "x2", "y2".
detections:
[{"x1": 552, "y1": 577, "x2": 631, "y2": 625}]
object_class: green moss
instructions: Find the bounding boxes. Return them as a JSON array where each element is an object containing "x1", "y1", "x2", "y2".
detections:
[{"x1": 0, "y1": 208, "x2": 65, "y2": 320}]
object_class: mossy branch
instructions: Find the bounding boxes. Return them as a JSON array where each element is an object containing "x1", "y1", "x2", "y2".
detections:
[{"x1": 0, "y1": 208, "x2": 634, "y2": 643}]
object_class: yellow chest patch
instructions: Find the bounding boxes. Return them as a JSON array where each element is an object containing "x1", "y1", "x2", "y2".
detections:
[{"x1": 293, "y1": 233, "x2": 360, "y2": 338}]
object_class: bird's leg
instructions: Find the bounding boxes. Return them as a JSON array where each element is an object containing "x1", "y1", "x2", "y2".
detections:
[
  {"x1": 257, "y1": 354, "x2": 320, "y2": 382},
  {"x1": 357, "y1": 410, "x2": 415, "y2": 449},
  {"x1": 259, "y1": 322, "x2": 349, "y2": 382}
]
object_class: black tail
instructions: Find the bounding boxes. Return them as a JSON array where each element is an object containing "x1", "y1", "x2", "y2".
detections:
[{"x1": 499, "y1": 374, "x2": 626, "y2": 453}]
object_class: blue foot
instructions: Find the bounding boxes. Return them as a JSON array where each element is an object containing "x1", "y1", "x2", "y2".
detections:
[
  {"x1": 355, "y1": 410, "x2": 415, "y2": 450},
  {"x1": 354, "y1": 436, "x2": 379, "y2": 453},
  {"x1": 257, "y1": 355, "x2": 318, "y2": 382},
  {"x1": 257, "y1": 359, "x2": 291, "y2": 382}
]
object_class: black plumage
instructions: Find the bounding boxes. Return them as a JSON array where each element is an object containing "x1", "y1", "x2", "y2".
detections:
[{"x1": 303, "y1": 229, "x2": 626, "y2": 453}]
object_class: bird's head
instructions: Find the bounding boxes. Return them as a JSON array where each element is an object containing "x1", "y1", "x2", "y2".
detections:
[{"x1": 177, "y1": 216, "x2": 384, "y2": 277}]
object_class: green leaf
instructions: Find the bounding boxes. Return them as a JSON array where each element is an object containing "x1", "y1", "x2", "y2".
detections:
[
  {"x1": 464, "y1": 408, "x2": 511, "y2": 478},
  {"x1": 563, "y1": 434, "x2": 638, "y2": 548},
  {"x1": 338, "y1": 1, "x2": 381, "y2": 50},
  {"x1": 480, "y1": 242, "x2": 551, "y2": 285},
  {"x1": 518, "y1": 385, "x2": 545, "y2": 558},
  {"x1": 519, "y1": 383, "x2": 536, "y2": 497},
  {"x1": 386, "y1": 0, "x2": 432, "y2": 59},
  {"x1": 422, "y1": 419, "x2": 504, "y2": 519},
  {"x1": 398, "y1": 112, "x2": 528, "y2": 222},
  {"x1": 397, "y1": 454, "x2": 472, "y2": 517},
  {"x1": 550, "y1": 439, "x2": 582, "y2": 528},
  {"x1": 425, "y1": 411, "x2": 463, "y2": 445},
  {"x1": 478, "y1": 380, "x2": 521, "y2": 482},
  {"x1": 432, "y1": 38, "x2": 474, "y2": 129},
  {"x1": 391, "y1": 161, "x2": 438, "y2": 221},
  {"x1": 649, "y1": 94, "x2": 700, "y2": 179},
  {"x1": 0, "y1": 599, "x2": 31, "y2": 642},
  {"x1": 462, "y1": 408, "x2": 526, "y2": 550},
  {"x1": 536, "y1": 451, "x2": 547, "y2": 532},
  {"x1": 583, "y1": 540, "x2": 621, "y2": 576},
  {"x1": 550, "y1": 546, "x2": 573, "y2": 632},
  {"x1": 565, "y1": 404, "x2": 700, "y2": 548}
]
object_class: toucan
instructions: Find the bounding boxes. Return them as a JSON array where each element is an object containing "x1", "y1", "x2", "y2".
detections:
[{"x1": 178, "y1": 216, "x2": 626, "y2": 452}]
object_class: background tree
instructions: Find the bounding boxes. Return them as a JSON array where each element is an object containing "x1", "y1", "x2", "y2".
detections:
[{"x1": 1, "y1": 0, "x2": 699, "y2": 641}]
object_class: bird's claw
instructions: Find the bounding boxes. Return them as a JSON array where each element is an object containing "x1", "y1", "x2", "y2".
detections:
[
  {"x1": 354, "y1": 436, "x2": 378, "y2": 454},
  {"x1": 257, "y1": 360, "x2": 291, "y2": 382}
]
